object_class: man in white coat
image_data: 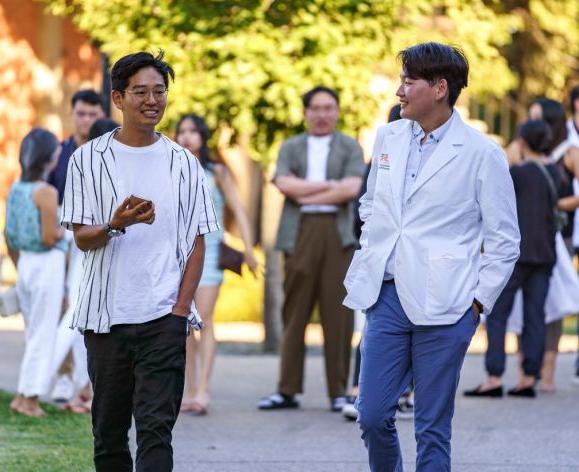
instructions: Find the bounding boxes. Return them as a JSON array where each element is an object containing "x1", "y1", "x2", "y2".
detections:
[{"x1": 343, "y1": 42, "x2": 520, "y2": 471}]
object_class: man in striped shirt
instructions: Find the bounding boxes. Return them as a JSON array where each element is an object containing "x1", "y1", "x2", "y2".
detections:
[{"x1": 61, "y1": 51, "x2": 219, "y2": 472}]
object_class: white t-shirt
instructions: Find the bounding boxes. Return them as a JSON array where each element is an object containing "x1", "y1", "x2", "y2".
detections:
[
  {"x1": 301, "y1": 134, "x2": 338, "y2": 213},
  {"x1": 110, "y1": 138, "x2": 182, "y2": 325}
]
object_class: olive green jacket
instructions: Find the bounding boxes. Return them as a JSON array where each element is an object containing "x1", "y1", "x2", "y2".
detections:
[{"x1": 274, "y1": 131, "x2": 365, "y2": 254}]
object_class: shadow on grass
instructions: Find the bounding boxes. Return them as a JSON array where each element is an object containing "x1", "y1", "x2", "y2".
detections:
[{"x1": 0, "y1": 390, "x2": 93, "y2": 472}]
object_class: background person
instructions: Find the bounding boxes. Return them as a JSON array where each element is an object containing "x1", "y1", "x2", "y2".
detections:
[
  {"x1": 465, "y1": 119, "x2": 561, "y2": 399},
  {"x1": 258, "y1": 86, "x2": 365, "y2": 412},
  {"x1": 176, "y1": 113, "x2": 259, "y2": 415},
  {"x1": 506, "y1": 97, "x2": 579, "y2": 391},
  {"x1": 49, "y1": 89, "x2": 105, "y2": 403},
  {"x1": 5, "y1": 128, "x2": 67, "y2": 417},
  {"x1": 50, "y1": 118, "x2": 120, "y2": 415}
]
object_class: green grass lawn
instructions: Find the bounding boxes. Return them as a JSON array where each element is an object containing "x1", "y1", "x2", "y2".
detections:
[{"x1": 0, "y1": 391, "x2": 93, "y2": 472}]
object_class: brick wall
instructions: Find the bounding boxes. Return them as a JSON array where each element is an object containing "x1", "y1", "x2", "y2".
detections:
[{"x1": 0, "y1": 0, "x2": 102, "y2": 200}]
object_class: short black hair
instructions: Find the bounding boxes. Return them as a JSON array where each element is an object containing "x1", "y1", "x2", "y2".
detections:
[
  {"x1": 398, "y1": 42, "x2": 469, "y2": 107},
  {"x1": 302, "y1": 86, "x2": 339, "y2": 108},
  {"x1": 570, "y1": 85, "x2": 579, "y2": 115},
  {"x1": 111, "y1": 50, "x2": 175, "y2": 93},
  {"x1": 89, "y1": 118, "x2": 120, "y2": 141},
  {"x1": 532, "y1": 97, "x2": 567, "y2": 152},
  {"x1": 388, "y1": 104, "x2": 402, "y2": 123},
  {"x1": 518, "y1": 119, "x2": 552, "y2": 155},
  {"x1": 71, "y1": 89, "x2": 103, "y2": 108},
  {"x1": 19, "y1": 128, "x2": 60, "y2": 182}
]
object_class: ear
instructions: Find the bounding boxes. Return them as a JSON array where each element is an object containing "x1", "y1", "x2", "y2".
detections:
[
  {"x1": 111, "y1": 90, "x2": 124, "y2": 111},
  {"x1": 435, "y1": 78, "x2": 449, "y2": 103}
]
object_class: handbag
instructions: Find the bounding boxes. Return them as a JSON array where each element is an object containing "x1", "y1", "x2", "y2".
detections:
[
  {"x1": 0, "y1": 286, "x2": 20, "y2": 317},
  {"x1": 218, "y1": 242, "x2": 244, "y2": 275}
]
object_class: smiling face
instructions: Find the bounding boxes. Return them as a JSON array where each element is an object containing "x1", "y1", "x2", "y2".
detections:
[
  {"x1": 396, "y1": 70, "x2": 447, "y2": 122},
  {"x1": 112, "y1": 66, "x2": 168, "y2": 130}
]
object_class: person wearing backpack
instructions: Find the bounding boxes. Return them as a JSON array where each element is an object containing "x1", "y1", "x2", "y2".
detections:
[{"x1": 465, "y1": 119, "x2": 563, "y2": 399}]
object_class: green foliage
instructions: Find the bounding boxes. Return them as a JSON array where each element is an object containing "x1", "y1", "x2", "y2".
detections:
[
  {"x1": 0, "y1": 391, "x2": 93, "y2": 472},
  {"x1": 491, "y1": 0, "x2": 579, "y2": 109},
  {"x1": 41, "y1": 0, "x2": 579, "y2": 160},
  {"x1": 43, "y1": 0, "x2": 527, "y2": 164}
]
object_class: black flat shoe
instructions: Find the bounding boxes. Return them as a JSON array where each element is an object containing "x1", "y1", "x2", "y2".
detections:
[
  {"x1": 507, "y1": 386, "x2": 536, "y2": 398},
  {"x1": 463, "y1": 385, "x2": 504, "y2": 398}
]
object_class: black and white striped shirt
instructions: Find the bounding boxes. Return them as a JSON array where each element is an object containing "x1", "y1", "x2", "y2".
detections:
[{"x1": 61, "y1": 130, "x2": 219, "y2": 333}]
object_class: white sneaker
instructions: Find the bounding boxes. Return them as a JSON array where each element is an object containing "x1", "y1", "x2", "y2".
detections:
[
  {"x1": 571, "y1": 374, "x2": 579, "y2": 387},
  {"x1": 342, "y1": 402, "x2": 358, "y2": 421},
  {"x1": 51, "y1": 375, "x2": 74, "y2": 402}
]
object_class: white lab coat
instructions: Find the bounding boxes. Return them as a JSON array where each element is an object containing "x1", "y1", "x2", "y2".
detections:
[{"x1": 344, "y1": 112, "x2": 520, "y2": 325}]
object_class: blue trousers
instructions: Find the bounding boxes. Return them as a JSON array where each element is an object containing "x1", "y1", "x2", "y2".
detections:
[
  {"x1": 485, "y1": 263, "x2": 551, "y2": 378},
  {"x1": 357, "y1": 281, "x2": 478, "y2": 472}
]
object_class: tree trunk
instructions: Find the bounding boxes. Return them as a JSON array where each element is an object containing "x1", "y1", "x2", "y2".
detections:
[
  {"x1": 219, "y1": 132, "x2": 262, "y2": 242},
  {"x1": 260, "y1": 169, "x2": 284, "y2": 352}
]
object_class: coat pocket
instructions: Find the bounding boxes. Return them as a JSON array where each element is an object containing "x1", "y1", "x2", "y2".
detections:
[{"x1": 426, "y1": 246, "x2": 473, "y2": 316}]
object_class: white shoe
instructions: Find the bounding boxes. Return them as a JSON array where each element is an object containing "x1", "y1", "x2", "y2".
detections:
[
  {"x1": 342, "y1": 402, "x2": 358, "y2": 421},
  {"x1": 571, "y1": 374, "x2": 579, "y2": 387},
  {"x1": 51, "y1": 375, "x2": 74, "y2": 402}
]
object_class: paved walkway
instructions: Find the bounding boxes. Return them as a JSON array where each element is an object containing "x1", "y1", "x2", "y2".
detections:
[{"x1": 1, "y1": 327, "x2": 578, "y2": 471}]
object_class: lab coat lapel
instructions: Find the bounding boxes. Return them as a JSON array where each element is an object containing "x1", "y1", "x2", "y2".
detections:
[
  {"x1": 405, "y1": 113, "x2": 465, "y2": 202},
  {"x1": 386, "y1": 124, "x2": 412, "y2": 219}
]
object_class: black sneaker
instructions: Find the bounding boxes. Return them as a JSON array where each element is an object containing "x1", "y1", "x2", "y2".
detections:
[{"x1": 257, "y1": 393, "x2": 299, "y2": 410}]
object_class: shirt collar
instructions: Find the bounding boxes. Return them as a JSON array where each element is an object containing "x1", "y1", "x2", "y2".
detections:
[{"x1": 411, "y1": 111, "x2": 454, "y2": 145}]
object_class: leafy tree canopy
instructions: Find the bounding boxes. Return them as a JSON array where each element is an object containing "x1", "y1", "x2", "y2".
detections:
[{"x1": 44, "y1": 0, "x2": 575, "y2": 164}]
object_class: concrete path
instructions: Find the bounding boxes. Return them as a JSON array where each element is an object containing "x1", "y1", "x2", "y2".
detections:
[{"x1": 1, "y1": 328, "x2": 578, "y2": 471}]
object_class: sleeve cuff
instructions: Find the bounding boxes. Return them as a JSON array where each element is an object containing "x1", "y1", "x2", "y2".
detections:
[
  {"x1": 197, "y1": 221, "x2": 220, "y2": 236},
  {"x1": 474, "y1": 293, "x2": 491, "y2": 315},
  {"x1": 60, "y1": 217, "x2": 93, "y2": 231}
]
